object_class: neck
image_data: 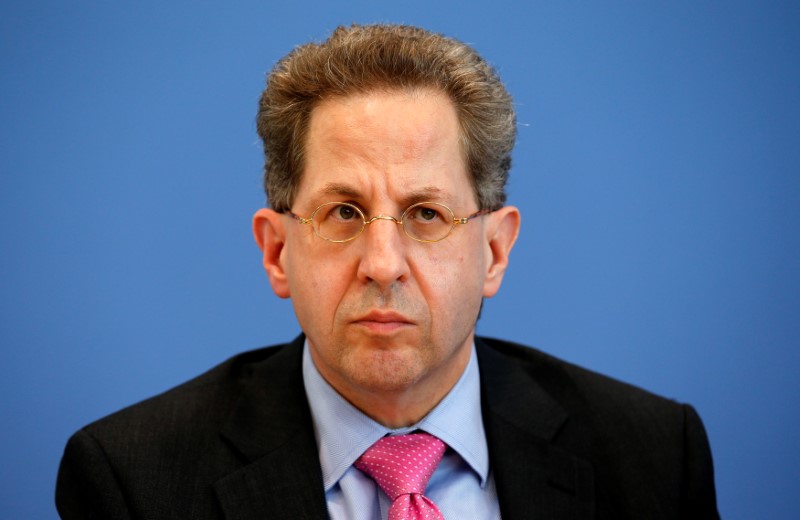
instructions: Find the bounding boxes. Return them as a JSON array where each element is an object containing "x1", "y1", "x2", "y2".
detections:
[
  {"x1": 345, "y1": 384, "x2": 452, "y2": 429},
  {"x1": 310, "y1": 337, "x2": 473, "y2": 429}
]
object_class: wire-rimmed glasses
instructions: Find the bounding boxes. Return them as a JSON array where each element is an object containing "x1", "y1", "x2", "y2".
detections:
[{"x1": 287, "y1": 201, "x2": 491, "y2": 243}]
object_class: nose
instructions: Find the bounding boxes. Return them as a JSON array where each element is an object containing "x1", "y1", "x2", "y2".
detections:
[{"x1": 356, "y1": 214, "x2": 411, "y2": 287}]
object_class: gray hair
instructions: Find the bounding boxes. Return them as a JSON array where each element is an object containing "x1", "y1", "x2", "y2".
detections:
[{"x1": 257, "y1": 24, "x2": 516, "y2": 211}]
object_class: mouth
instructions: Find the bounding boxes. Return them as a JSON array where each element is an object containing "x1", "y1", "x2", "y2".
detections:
[{"x1": 352, "y1": 310, "x2": 414, "y2": 334}]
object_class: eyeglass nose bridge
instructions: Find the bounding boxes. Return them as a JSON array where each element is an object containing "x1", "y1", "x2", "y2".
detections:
[
  {"x1": 365, "y1": 214, "x2": 402, "y2": 225},
  {"x1": 362, "y1": 214, "x2": 404, "y2": 241}
]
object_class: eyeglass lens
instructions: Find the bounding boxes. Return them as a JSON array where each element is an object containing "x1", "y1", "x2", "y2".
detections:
[{"x1": 312, "y1": 202, "x2": 455, "y2": 242}]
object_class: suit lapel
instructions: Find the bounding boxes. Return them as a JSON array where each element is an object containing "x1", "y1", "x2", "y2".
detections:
[
  {"x1": 477, "y1": 339, "x2": 594, "y2": 520},
  {"x1": 213, "y1": 336, "x2": 329, "y2": 520},
  {"x1": 209, "y1": 335, "x2": 595, "y2": 519}
]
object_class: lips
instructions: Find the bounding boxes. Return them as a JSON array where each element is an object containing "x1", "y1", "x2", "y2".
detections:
[{"x1": 352, "y1": 310, "x2": 414, "y2": 334}]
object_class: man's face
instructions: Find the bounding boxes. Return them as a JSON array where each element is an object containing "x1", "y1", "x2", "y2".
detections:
[{"x1": 254, "y1": 89, "x2": 518, "y2": 419}]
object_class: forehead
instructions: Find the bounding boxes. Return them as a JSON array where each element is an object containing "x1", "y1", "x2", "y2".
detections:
[{"x1": 297, "y1": 89, "x2": 475, "y2": 208}]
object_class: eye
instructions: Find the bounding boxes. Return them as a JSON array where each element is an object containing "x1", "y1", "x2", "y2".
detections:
[
  {"x1": 333, "y1": 204, "x2": 357, "y2": 220},
  {"x1": 418, "y1": 207, "x2": 438, "y2": 221},
  {"x1": 408, "y1": 204, "x2": 446, "y2": 223},
  {"x1": 315, "y1": 202, "x2": 362, "y2": 224}
]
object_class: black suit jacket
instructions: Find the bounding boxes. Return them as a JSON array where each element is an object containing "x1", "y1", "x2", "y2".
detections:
[{"x1": 56, "y1": 336, "x2": 719, "y2": 519}]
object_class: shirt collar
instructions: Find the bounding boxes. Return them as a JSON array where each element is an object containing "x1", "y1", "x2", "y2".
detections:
[{"x1": 302, "y1": 341, "x2": 490, "y2": 491}]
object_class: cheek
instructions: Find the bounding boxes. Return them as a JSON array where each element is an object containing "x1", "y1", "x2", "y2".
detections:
[
  {"x1": 417, "y1": 244, "x2": 484, "y2": 303},
  {"x1": 298, "y1": 258, "x2": 340, "y2": 298},
  {"x1": 285, "y1": 241, "x2": 348, "y2": 318}
]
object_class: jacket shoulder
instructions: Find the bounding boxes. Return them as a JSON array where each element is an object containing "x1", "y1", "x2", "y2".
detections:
[
  {"x1": 476, "y1": 336, "x2": 719, "y2": 518},
  {"x1": 75, "y1": 341, "x2": 299, "y2": 458},
  {"x1": 477, "y1": 335, "x2": 682, "y2": 413},
  {"x1": 56, "y1": 340, "x2": 305, "y2": 519}
]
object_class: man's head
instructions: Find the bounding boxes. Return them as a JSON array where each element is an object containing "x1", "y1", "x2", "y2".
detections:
[
  {"x1": 253, "y1": 25, "x2": 520, "y2": 427},
  {"x1": 256, "y1": 23, "x2": 516, "y2": 213}
]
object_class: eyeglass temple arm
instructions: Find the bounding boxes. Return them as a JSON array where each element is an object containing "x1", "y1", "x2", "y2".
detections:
[
  {"x1": 456, "y1": 208, "x2": 493, "y2": 224},
  {"x1": 286, "y1": 211, "x2": 312, "y2": 225}
]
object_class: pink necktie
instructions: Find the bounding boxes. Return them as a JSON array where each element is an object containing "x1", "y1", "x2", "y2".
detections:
[{"x1": 355, "y1": 433, "x2": 447, "y2": 520}]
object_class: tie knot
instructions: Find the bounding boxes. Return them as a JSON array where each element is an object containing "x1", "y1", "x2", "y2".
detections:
[{"x1": 355, "y1": 432, "x2": 446, "y2": 500}]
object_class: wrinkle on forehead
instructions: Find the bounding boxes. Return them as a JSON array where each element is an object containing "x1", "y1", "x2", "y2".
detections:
[
  {"x1": 298, "y1": 88, "x2": 476, "y2": 212},
  {"x1": 315, "y1": 182, "x2": 450, "y2": 207},
  {"x1": 309, "y1": 89, "x2": 460, "y2": 169}
]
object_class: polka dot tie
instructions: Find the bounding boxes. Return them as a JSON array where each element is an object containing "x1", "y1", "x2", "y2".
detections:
[{"x1": 355, "y1": 432, "x2": 447, "y2": 520}]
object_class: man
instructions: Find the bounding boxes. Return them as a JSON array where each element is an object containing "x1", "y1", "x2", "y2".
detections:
[{"x1": 56, "y1": 24, "x2": 719, "y2": 519}]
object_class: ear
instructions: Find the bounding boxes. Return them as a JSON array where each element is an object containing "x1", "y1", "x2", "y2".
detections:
[
  {"x1": 253, "y1": 208, "x2": 291, "y2": 299},
  {"x1": 482, "y1": 206, "x2": 521, "y2": 298}
]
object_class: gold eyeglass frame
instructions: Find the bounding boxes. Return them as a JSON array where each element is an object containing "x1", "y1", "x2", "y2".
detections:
[{"x1": 287, "y1": 201, "x2": 491, "y2": 243}]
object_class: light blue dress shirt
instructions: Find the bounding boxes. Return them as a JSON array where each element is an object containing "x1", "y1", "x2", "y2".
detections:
[{"x1": 302, "y1": 343, "x2": 501, "y2": 520}]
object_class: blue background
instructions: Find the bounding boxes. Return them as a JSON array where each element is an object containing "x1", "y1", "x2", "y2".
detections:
[{"x1": 2, "y1": 1, "x2": 798, "y2": 518}]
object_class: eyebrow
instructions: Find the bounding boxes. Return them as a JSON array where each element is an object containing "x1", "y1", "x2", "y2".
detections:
[
  {"x1": 318, "y1": 182, "x2": 362, "y2": 200},
  {"x1": 315, "y1": 182, "x2": 449, "y2": 208}
]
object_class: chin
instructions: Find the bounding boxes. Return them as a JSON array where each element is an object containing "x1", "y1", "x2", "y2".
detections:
[{"x1": 343, "y1": 347, "x2": 431, "y2": 392}]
